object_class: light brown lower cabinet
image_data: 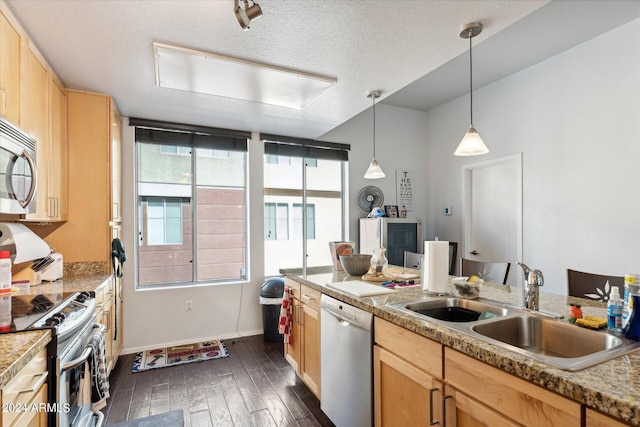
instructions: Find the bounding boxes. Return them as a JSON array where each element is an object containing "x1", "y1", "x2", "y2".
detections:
[
  {"x1": 444, "y1": 347, "x2": 581, "y2": 426},
  {"x1": 374, "y1": 345, "x2": 444, "y2": 426},
  {"x1": 585, "y1": 408, "x2": 632, "y2": 427},
  {"x1": 374, "y1": 317, "x2": 444, "y2": 427},
  {"x1": 283, "y1": 278, "x2": 321, "y2": 398},
  {"x1": 442, "y1": 384, "x2": 520, "y2": 427},
  {"x1": 0, "y1": 348, "x2": 48, "y2": 427}
]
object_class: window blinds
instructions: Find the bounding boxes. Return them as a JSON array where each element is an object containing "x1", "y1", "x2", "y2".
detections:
[
  {"x1": 261, "y1": 133, "x2": 349, "y2": 161},
  {"x1": 130, "y1": 117, "x2": 249, "y2": 152}
]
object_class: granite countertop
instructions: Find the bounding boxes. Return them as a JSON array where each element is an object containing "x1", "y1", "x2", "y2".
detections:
[
  {"x1": 0, "y1": 329, "x2": 51, "y2": 389},
  {"x1": 17, "y1": 274, "x2": 113, "y2": 296},
  {"x1": 1, "y1": 274, "x2": 112, "y2": 390},
  {"x1": 283, "y1": 267, "x2": 640, "y2": 425}
]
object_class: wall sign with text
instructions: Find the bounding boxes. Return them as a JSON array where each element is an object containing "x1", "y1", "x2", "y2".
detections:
[{"x1": 396, "y1": 169, "x2": 414, "y2": 211}]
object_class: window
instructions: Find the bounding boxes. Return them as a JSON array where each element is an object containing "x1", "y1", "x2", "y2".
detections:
[
  {"x1": 262, "y1": 134, "x2": 349, "y2": 276},
  {"x1": 160, "y1": 145, "x2": 191, "y2": 155},
  {"x1": 145, "y1": 197, "x2": 183, "y2": 245},
  {"x1": 132, "y1": 118, "x2": 250, "y2": 287},
  {"x1": 265, "y1": 154, "x2": 317, "y2": 167},
  {"x1": 293, "y1": 204, "x2": 315, "y2": 240},
  {"x1": 264, "y1": 202, "x2": 289, "y2": 240}
]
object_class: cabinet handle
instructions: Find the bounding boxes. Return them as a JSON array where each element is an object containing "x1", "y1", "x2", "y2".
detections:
[
  {"x1": 429, "y1": 387, "x2": 440, "y2": 425},
  {"x1": 103, "y1": 311, "x2": 111, "y2": 332},
  {"x1": 441, "y1": 394, "x2": 454, "y2": 427},
  {"x1": 47, "y1": 197, "x2": 60, "y2": 218},
  {"x1": 302, "y1": 294, "x2": 315, "y2": 301},
  {"x1": 16, "y1": 372, "x2": 48, "y2": 394},
  {"x1": 296, "y1": 304, "x2": 304, "y2": 326}
]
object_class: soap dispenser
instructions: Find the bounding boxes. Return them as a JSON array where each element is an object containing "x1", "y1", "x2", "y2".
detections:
[{"x1": 622, "y1": 281, "x2": 640, "y2": 340}]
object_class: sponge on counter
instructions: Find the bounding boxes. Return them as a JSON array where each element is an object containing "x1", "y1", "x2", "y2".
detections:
[{"x1": 575, "y1": 315, "x2": 607, "y2": 330}]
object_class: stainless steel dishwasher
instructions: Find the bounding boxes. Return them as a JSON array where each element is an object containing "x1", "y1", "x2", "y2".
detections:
[{"x1": 320, "y1": 294, "x2": 373, "y2": 427}]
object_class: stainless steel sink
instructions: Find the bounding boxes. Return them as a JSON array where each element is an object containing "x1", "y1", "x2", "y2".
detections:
[
  {"x1": 471, "y1": 315, "x2": 640, "y2": 370},
  {"x1": 387, "y1": 297, "x2": 640, "y2": 371},
  {"x1": 389, "y1": 297, "x2": 510, "y2": 323}
]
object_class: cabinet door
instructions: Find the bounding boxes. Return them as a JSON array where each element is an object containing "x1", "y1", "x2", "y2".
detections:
[
  {"x1": 445, "y1": 348, "x2": 581, "y2": 426},
  {"x1": 301, "y1": 303, "x2": 320, "y2": 398},
  {"x1": 0, "y1": 10, "x2": 21, "y2": 124},
  {"x1": 585, "y1": 408, "x2": 631, "y2": 427},
  {"x1": 284, "y1": 296, "x2": 302, "y2": 373},
  {"x1": 1, "y1": 348, "x2": 47, "y2": 427},
  {"x1": 110, "y1": 102, "x2": 121, "y2": 223},
  {"x1": 12, "y1": 383, "x2": 48, "y2": 427},
  {"x1": 111, "y1": 226, "x2": 123, "y2": 363},
  {"x1": 102, "y1": 296, "x2": 114, "y2": 374},
  {"x1": 442, "y1": 384, "x2": 520, "y2": 427},
  {"x1": 48, "y1": 76, "x2": 67, "y2": 220},
  {"x1": 374, "y1": 345, "x2": 443, "y2": 427},
  {"x1": 23, "y1": 44, "x2": 49, "y2": 221}
]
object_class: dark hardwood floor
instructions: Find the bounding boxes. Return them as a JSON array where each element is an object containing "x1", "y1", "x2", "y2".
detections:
[{"x1": 101, "y1": 335, "x2": 334, "y2": 427}]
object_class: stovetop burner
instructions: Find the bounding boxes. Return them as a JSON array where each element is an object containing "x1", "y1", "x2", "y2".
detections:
[{"x1": 0, "y1": 291, "x2": 77, "y2": 333}]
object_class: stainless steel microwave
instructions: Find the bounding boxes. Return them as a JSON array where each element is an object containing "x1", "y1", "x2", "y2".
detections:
[{"x1": 0, "y1": 117, "x2": 37, "y2": 214}]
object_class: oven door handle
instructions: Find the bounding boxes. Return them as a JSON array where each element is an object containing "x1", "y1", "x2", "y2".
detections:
[
  {"x1": 94, "y1": 409, "x2": 105, "y2": 427},
  {"x1": 60, "y1": 323, "x2": 105, "y2": 373}
]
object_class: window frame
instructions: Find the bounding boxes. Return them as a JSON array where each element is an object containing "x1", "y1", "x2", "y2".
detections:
[{"x1": 132, "y1": 119, "x2": 250, "y2": 289}]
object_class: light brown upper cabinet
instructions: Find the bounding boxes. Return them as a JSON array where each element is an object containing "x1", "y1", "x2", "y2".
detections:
[
  {"x1": 0, "y1": 8, "x2": 22, "y2": 125},
  {"x1": 23, "y1": 42, "x2": 68, "y2": 222},
  {"x1": 110, "y1": 102, "x2": 121, "y2": 223},
  {"x1": 46, "y1": 90, "x2": 121, "y2": 267},
  {"x1": 23, "y1": 43, "x2": 50, "y2": 222},
  {"x1": 46, "y1": 76, "x2": 68, "y2": 221}
]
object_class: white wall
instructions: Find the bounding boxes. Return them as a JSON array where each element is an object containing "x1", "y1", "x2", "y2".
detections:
[
  {"x1": 121, "y1": 126, "x2": 265, "y2": 353},
  {"x1": 322, "y1": 104, "x2": 430, "y2": 245},
  {"x1": 121, "y1": 18, "x2": 639, "y2": 351},
  {"x1": 424, "y1": 19, "x2": 640, "y2": 295}
]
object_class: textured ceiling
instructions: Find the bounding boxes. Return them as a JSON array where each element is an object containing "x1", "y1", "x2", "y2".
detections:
[{"x1": 4, "y1": 1, "x2": 638, "y2": 141}]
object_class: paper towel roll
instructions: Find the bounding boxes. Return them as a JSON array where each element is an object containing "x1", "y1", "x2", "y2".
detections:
[
  {"x1": 0, "y1": 223, "x2": 51, "y2": 264},
  {"x1": 422, "y1": 240, "x2": 449, "y2": 294}
]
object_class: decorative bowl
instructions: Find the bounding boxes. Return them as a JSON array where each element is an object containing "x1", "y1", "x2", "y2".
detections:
[
  {"x1": 339, "y1": 254, "x2": 373, "y2": 276},
  {"x1": 451, "y1": 276, "x2": 484, "y2": 298}
]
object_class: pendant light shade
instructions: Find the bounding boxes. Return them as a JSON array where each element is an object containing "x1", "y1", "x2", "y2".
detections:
[
  {"x1": 455, "y1": 22, "x2": 489, "y2": 156},
  {"x1": 365, "y1": 90, "x2": 385, "y2": 179}
]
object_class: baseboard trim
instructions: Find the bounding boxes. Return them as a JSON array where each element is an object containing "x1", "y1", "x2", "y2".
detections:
[{"x1": 121, "y1": 328, "x2": 265, "y2": 355}]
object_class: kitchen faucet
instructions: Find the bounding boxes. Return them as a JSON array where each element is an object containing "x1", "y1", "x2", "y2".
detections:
[{"x1": 517, "y1": 262, "x2": 544, "y2": 311}]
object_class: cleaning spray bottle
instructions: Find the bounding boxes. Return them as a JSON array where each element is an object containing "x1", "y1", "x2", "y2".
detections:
[{"x1": 622, "y1": 281, "x2": 640, "y2": 340}]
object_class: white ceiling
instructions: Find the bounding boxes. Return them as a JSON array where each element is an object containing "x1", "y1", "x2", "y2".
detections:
[{"x1": 5, "y1": 0, "x2": 639, "y2": 141}]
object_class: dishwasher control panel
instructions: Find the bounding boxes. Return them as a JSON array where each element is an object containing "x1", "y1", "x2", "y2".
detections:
[{"x1": 320, "y1": 294, "x2": 370, "y2": 328}]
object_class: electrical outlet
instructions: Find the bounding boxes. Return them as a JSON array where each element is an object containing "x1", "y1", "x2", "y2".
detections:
[{"x1": 186, "y1": 300, "x2": 193, "y2": 311}]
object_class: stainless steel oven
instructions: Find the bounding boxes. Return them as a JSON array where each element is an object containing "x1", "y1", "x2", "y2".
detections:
[
  {"x1": 59, "y1": 321, "x2": 104, "y2": 427},
  {"x1": 2, "y1": 291, "x2": 104, "y2": 427}
]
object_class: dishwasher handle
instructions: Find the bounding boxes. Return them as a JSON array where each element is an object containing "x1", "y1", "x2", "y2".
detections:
[{"x1": 323, "y1": 309, "x2": 354, "y2": 326}]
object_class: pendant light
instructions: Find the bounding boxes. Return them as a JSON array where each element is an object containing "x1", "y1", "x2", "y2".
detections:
[
  {"x1": 454, "y1": 22, "x2": 489, "y2": 156},
  {"x1": 364, "y1": 90, "x2": 385, "y2": 179}
]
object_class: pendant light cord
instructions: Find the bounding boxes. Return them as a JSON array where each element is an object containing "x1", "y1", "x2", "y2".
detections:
[
  {"x1": 469, "y1": 28, "x2": 473, "y2": 126},
  {"x1": 372, "y1": 95, "x2": 376, "y2": 158}
]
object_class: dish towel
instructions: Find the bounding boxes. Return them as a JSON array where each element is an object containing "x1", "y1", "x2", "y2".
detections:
[
  {"x1": 88, "y1": 331, "x2": 110, "y2": 411},
  {"x1": 278, "y1": 286, "x2": 293, "y2": 344}
]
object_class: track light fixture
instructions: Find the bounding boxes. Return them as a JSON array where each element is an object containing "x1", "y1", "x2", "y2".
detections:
[
  {"x1": 364, "y1": 90, "x2": 385, "y2": 179},
  {"x1": 234, "y1": 0, "x2": 263, "y2": 31},
  {"x1": 454, "y1": 22, "x2": 489, "y2": 156}
]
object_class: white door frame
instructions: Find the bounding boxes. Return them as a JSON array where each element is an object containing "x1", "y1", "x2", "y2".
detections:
[{"x1": 461, "y1": 153, "x2": 523, "y2": 283}]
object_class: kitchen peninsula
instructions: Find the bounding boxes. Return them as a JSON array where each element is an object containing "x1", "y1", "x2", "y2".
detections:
[{"x1": 282, "y1": 267, "x2": 640, "y2": 426}]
